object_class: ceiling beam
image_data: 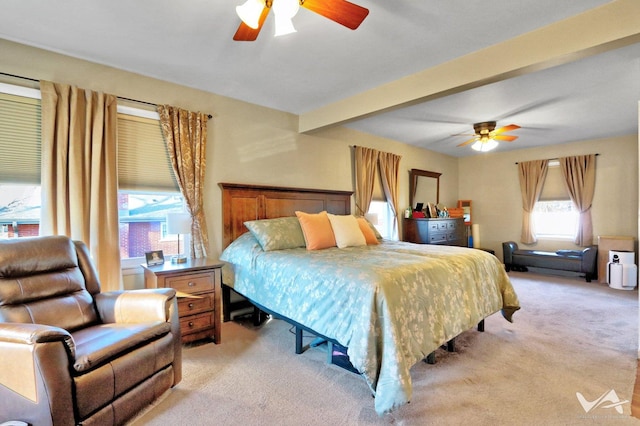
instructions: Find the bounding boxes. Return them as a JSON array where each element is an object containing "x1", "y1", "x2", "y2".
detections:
[{"x1": 299, "y1": 0, "x2": 640, "y2": 133}]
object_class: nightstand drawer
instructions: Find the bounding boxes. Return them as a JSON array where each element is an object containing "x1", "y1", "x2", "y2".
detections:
[
  {"x1": 178, "y1": 294, "x2": 214, "y2": 316},
  {"x1": 167, "y1": 272, "x2": 214, "y2": 294},
  {"x1": 180, "y1": 312, "x2": 214, "y2": 334}
]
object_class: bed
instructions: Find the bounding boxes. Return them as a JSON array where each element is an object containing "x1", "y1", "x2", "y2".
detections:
[{"x1": 219, "y1": 183, "x2": 520, "y2": 415}]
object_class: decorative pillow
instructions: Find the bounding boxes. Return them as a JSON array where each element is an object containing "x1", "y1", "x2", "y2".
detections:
[
  {"x1": 359, "y1": 216, "x2": 384, "y2": 240},
  {"x1": 327, "y1": 214, "x2": 367, "y2": 248},
  {"x1": 244, "y1": 217, "x2": 306, "y2": 251},
  {"x1": 356, "y1": 217, "x2": 380, "y2": 245},
  {"x1": 295, "y1": 211, "x2": 336, "y2": 250}
]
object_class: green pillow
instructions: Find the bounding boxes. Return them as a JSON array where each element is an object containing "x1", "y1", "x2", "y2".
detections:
[{"x1": 244, "y1": 217, "x2": 306, "y2": 251}]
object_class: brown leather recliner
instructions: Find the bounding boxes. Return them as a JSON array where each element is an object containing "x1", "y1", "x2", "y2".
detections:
[{"x1": 0, "y1": 236, "x2": 182, "y2": 425}]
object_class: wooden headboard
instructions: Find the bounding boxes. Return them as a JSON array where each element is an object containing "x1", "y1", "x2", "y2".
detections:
[{"x1": 219, "y1": 183, "x2": 353, "y2": 248}]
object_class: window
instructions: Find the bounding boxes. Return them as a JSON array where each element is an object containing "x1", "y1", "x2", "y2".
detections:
[
  {"x1": 0, "y1": 82, "x2": 185, "y2": 266},
  {"x1": 0, "y1": 84, "x2": 42, "y2": 238},
  {"x1": 532, "y1": 200, "x2": 578, "y2": 239},
  {"x1": 366, "y1": 201, "x2": 395, "y2": 240},
  {"x1": 118, "y1": 192, "x2": 186, "y2": 261},
  {"x1": 532, "y1": 160, "x2": 578, "y2": 240},
  {"x1": 0, "y1": 184, "x2": 41, "y2": 238},
  {"x1": 116, "y1": 107, "x2": 185, "y2": 265}
]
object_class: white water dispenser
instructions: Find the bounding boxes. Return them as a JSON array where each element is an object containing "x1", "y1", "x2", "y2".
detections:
[{"x1": 606, "y1": 250, "x2": 637, "y2": 290}]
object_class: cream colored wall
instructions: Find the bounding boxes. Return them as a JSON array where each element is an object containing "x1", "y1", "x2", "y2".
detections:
[
  {"x1": 0, "y1": 39, "x2": 459, "y2": 289},
  {"x1": 9, "y1": 38, "x2": 633, "y2": 288},
  {"x1": 458, "y1": 134, "x2": 639, "y2": 260}
]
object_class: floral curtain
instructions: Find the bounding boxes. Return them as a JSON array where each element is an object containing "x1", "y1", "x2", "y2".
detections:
[
  {"x1": 40, "y1": 80, "x2": 122, "y2": 291},
  {"x1": 560, "y1": 154, "x2": 596, "y2": 246},
  {"x1": 518, "y1": 159, "x2": 548, "y2": 244},
  {"x1": 158, "y1": 105, "x2": 210, "y2": 258}
]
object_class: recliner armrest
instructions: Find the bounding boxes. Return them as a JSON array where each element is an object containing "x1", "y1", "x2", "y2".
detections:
[
  {"x1": 95, "y1": 288, "x2": 177, "y2": 324},
  {"x1": 96, "y1": 288, "x2": 183, "y2": 385},
  {"x1": 0, "y1": 323, "x2": 76, "y2": 423},
  {"x1": 0, "y1": 322, "x2": 73, "y2": 351}
]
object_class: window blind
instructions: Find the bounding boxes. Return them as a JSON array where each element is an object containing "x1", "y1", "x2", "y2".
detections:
[
  {"x1": 0, "y1": 93, "x2": 41, "y2": 184},
  {"x1": 371, "y1": 175, "x2": 386, "y2": 201},
  {"x1": 117, "y1": 113, "x2": 179, "y2": 192},
  {"x1": 539, "y1": 162, "x2": 570, "y2": 201}
]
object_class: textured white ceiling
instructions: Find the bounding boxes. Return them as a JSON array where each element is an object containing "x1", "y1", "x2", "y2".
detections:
[{"x1": 0, "y1": 0, "x2": 637, "y2": 157}]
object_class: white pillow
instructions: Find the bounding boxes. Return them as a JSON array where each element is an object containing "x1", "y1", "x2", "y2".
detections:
[{"x1": 327, "y1": 214, "x2": 366, "y2": 248}]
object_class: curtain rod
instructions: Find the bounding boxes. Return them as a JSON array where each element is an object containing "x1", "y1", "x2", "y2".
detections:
[
  {"x1": 0, "y1": 71, "x2": 39, "y2": 83},
  {"x1": 0, "y1": 71, "x2": 213, "y2": 119},
  {"x1": 515, "y1": 153, "x2": 599, "y2": 165}
]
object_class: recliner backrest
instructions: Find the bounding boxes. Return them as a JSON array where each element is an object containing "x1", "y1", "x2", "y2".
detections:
[{"x1": 0, "y1": 235, "x2": 99, "y2": 331}]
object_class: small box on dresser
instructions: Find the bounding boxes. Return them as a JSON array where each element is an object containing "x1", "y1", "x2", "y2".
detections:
[{"x1": 142, "y1": 258, "x2": 223, "y2": 344}]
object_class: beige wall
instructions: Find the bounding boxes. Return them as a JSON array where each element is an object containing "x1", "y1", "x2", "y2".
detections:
[
  {"x1": 0, "y1": 39, "x2": 459, "y2": 289},
  {"x1": 458, "y1": 134, "x2": 639, "y2": 259},
  {"x1": 3, "y1": 39, "x2": 636, "y2": 288}
]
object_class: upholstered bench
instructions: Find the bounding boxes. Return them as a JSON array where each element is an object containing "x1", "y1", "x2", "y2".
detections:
[{"x1": 502, "y1": 241, "x2": 598, "y2": 282}]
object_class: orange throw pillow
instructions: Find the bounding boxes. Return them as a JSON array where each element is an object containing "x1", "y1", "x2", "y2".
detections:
[
  {"x1": 357, "y1": 217, "x2": 380, "y2": 245},
  {"x1": 295, "y1": 211, "x2": 337, "y2": 250}
]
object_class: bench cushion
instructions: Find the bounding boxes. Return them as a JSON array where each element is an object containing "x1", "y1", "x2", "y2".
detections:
[{"x1": 512, "y1": 250, "x2": 582, "y2": 272}]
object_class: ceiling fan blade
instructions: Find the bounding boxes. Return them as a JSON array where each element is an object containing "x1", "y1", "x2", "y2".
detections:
[
  {"x1": 457, "y1": 137, "x2": 479, "y2": 147},
  {"x1": 492, "y1": 135, "x2": 518, "y2": 142},
  {"x1": 492, "y1": 124, "x2": 520, "y2": 135},
  {"x1": 233, "y1": 5, "x2": 270, "y2": 41},
  {"x1": 301, "y1": 0, "x2": 369, "y2": 30}
]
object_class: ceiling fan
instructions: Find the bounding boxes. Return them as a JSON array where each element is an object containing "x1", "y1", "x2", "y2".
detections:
[
  {"x1": 234, "y1": 0, "x2": 369, "y2": 41},
  {"x1": 456, "y1": 121, "x2": 521, "y2": 152}
]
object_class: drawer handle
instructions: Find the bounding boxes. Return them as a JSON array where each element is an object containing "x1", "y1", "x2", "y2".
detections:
[
  {"x1": 188, "y1": 282, "x2": 195, "y2": 287},
  {"x1": 188, "y1": 321, "x2": 194, "y2": 328},
  {"x1": 188, "y1": 303, "x2": 194, "y2": 309}
]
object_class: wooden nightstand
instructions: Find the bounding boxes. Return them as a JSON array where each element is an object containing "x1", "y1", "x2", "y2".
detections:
[{"x1": 142, "y1": 258, "x2": 223, "y2": 344}]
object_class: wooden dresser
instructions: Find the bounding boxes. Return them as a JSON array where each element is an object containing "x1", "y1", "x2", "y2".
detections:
[
  {"x1": 403, "y1": 217, "x2": 466, "y2": 246},
  {"x1": 142, "y1": 257, "x2": 223, "y2": 344}
]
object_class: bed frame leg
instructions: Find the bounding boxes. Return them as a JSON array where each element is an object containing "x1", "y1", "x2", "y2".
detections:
[
  {"x1": 446, "y1": 339, "x2": 455, "y2": 352},
  {"x1": 478, "y1": 319, "x2": 485, "y2": 332},
  {"x1": 295, "y1": 327, "x2": 303, "y2": 354},
  {"x1": 424, "y1": 352, "x2": 436, "y2": 364}
]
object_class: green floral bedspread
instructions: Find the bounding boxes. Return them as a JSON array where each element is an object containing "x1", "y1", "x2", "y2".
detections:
[{"x1": 221, "y1": 233, "x2": 520, "y2": 414}]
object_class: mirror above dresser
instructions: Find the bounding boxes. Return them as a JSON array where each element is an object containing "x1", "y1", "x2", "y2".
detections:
[{"x1": 409, "y1": 168, "x2": 441, "y2": 209}]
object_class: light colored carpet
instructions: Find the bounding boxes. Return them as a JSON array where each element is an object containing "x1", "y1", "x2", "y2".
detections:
[{"x1": 131, "y1": 272, "x2": 639, "y2": 425}]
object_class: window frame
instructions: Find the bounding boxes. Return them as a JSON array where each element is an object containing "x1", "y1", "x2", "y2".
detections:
[
  {"x1": 531, "y1": 199, "x2": 579, "y2": 240},
  {"x1": 116, "y1": 106, "x2": 185, "y2": 270}
]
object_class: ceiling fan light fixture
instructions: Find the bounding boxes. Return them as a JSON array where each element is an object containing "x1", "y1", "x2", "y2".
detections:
[
  {"x1": 274, "y1": 16, "x2": 297, "y2": 36},
  {"x1": 236, "y1": 0, "x2": 265, "y2": 29},
  {"x1": 471, "y1": 138, "x2": 499, "y2": 152},
  {"x1": 273, "y1": 0, "x2": 300, "y2": 36}
]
